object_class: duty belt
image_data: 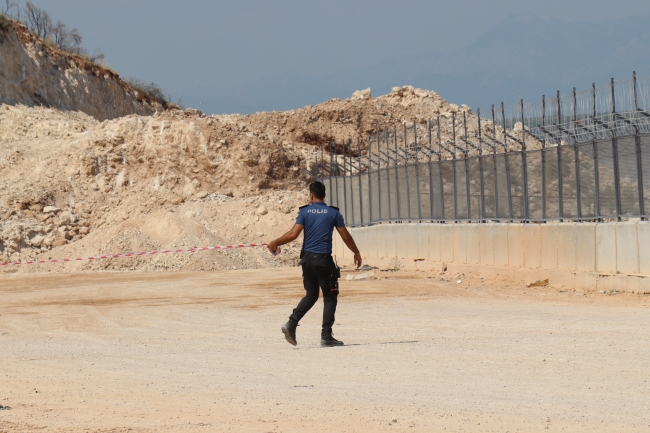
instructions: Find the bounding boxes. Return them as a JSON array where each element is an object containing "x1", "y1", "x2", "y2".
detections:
[
  {"x1": 299, "y1": 251, "x2": 332, "y2": 265},
  {"x1": 302, "y1": 252, "x2": 331, "y2": 259}
]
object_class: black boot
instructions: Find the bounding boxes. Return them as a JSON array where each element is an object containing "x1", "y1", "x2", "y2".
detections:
[
  {"x1": 320, "y1": 331, "x2": 344, "y2": 347},
  {"x1": 281, "y1": 320, "x2": 298, "y2": 346}
]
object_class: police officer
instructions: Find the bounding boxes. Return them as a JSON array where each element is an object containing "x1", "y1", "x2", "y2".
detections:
[{"x1": 267, "y1": 181, "x2": 362, "y2": 347}]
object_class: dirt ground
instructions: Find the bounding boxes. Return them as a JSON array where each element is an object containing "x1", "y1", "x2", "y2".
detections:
[{"x1": 1, "y1": 264, "x2": 649, "y2": 433}]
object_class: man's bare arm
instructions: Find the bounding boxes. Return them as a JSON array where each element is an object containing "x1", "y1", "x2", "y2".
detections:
[
  {"x1": 267, "y1": 224, "x2": 304, "y2": 254},
  {"x1": 336, "y1": 226, "x2": 362, "y2": 268}
]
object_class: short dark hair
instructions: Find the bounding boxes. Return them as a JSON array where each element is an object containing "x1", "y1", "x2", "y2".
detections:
[{"x1": 309, "y1": 181, "x2": 326, "y2": 200}]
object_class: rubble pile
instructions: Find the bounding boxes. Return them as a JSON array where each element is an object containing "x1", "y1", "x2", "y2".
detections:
[{"x1": 1, "y1": 84, "x2": 514, "y2": 273}]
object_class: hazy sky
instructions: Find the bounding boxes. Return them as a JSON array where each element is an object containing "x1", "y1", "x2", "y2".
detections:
[{"x1": 23, "y1": 0, "x2": 650, "y2": 105}]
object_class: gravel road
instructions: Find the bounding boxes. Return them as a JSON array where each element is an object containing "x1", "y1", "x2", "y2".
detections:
[{"x1": 1, "y1": 267, "x2": 649, "y2": 432}]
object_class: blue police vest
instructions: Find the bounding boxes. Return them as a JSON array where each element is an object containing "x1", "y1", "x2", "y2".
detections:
[{"x1": 295, "y1": 202, "x2": 345, "y2": 254}]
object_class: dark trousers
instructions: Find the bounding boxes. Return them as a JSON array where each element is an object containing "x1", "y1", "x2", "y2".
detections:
[{"x1": 289, "y1": 257, "x2": 338, "y2": 335}]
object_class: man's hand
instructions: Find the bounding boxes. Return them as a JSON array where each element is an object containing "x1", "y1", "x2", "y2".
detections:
[
  {"x1": 267, "y1": 224, "x2": 304, "y2": 256},
  {"x1": 354, "y1": 252, "x2": 362, "y2": 269},
  {"x1": 267, "y1": 240, "x2": 279, "y2": 255}
]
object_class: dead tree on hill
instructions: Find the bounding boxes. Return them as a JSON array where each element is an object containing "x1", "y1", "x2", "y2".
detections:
[
  {"x1": 51, "y1": 20, "x2": 82, "y2": 53},
  {"x1": 24, "y1": 1, "x2": 51, "y2": 39},
  {"x1": 1, "y1": 0, "x2": 18, "y2": 18}
]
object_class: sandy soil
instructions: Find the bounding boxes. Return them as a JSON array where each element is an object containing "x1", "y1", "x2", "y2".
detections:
[{"x1": 1, "y1": 265, "x2": 649, "y2": 433}]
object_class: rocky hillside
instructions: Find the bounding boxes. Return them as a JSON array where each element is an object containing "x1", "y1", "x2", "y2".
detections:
[{"x1": 0, "y1": 19, "x2": 168, "y2": 120}]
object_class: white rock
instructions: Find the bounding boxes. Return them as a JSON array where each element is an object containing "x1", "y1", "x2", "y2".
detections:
[
  {"x1": 256, "y1": 205, "x2": 268, "y2": 216},
  {"x1": 60, "y1": 211, "x2": 74, "y2": 223},
  {"x1": 196, "y1": 191, "x2": 209, "y2": 199},
  {"x1": 43, "y1": 206, "x2": 59, "y2": 213},
  {"x1": 30, "y1": 235, "x2": 44, "y2": 247},
  {"x1": 351, "y1": 88, "x2": 372, "y2": 100}
]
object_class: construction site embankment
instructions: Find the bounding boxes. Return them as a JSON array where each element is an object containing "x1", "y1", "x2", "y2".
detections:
[{"x1": 335, "y1": 221, "x2": 650, "y2": 293}]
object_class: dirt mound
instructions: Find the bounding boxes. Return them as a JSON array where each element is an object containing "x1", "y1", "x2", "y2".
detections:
[{"x1": 0, "y1": 85, "x2": 493, "y2": 273}]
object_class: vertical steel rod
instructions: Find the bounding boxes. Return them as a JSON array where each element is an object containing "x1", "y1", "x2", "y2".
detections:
[
  {"x1": 557, "y1": 90, "x2": 561, "y2": 124},
  {"x1": 633, "y1": 71, "x2": 639, "y2": 111},
  {"x1": 452, "y1": 114, "x2": 458, "y2": 221},
  {"x1": 357, "y1": 137, "x2": 364, "y2": 225},
  {"x1": 542, "y1": 148, "x2": 547, "y2": 220},
  {"x1": 636, "y1": 133, "x2": 645, "y2": 219},
  {"x1": 316, "y1": 143, "x2": 325, "y2": 181},
  {"x1": 502, "y1": 102, "x2": 513, "y2": 220},
  {"x1": 328, "y1": 142, "x2": 334, "y2": 206},
  {"x1": 428, "y1": 119, "x2": 435, "y2": 220},
  {"x1": 613, "y1": 138, "x2": 622, "y2": 220},
  {"x1": 463, "y1": 112, "x2": 471, "y2": 220},
  {"x1": 592, "y1": 83, "x2": 597, "y2": 118},
  {"x1": 452, "y1": 113, "x2": 457, "y2": 155},
  {"x1": 633, "y1": 72, "x2": 645, "y2": 218},
  {"x1": 478, "y1": 109, "x2": 486, "y2": 221},
  {"x1": 491, "y1": 105, "x2": 499, "y2": 219},
  {"x1": 573, "y1": 87, "x2": 577, "y2": 121},
  {"x1": 557, "y1": 90, "x2": 563, "y2": 220},
  {"x1": 347, "y1": 140, "x2": 355, "y2": 225},
  {"x1": 557, "y1": 142, "x2": 563, "y2": 220},
  {"x1": 385, "y1": 129, "x2": 392, "y2": 221},
  {"x1": 612, "y1": 77, "x2": 616, "y2": 114},
  {"x1": 574, "y1": 142, "x2": 582, "y2": 219},
  {"x1": 414, "y1": 121, "x2": 422, "y2": 220},
  {"x1": 520, "y1": 99, "x2": 526, "y2": 148},
  {"x1": 501, "y1": 102, "x2": 508, "y2": 152},
  {"x1": 572, "y1": 88, "x2": 582, "y2": 219},
  {"x1": 521, "y1": 99, "x2": 529, "y2": 221},
  {"x1": 572, "y1": 87, "x2": 578, "y2": 141},
  {"x1": 342, "y1": 141, "x2": 348, "y2": 223},
  {"x1": 611, "y1": 78, "x2": 622, "y2": 220},
  {"x1": 437, "y1": 116, "x2": 444, "y2": 220},
  {"x1": 589, "y1": 83, "x2": 598, "y2": 219},
  {"x1": 491, "y1": 105, "x2": 498, "y2": 148},
  {"x1": 404, "y1": 122, "x2": 411, "y2": 220},
  {"x1": 376, "y1": 131, "x2": 382, "y2": 221},
  {"x1": 367, "y1": 135, "x2": 372, "y2": 223},
  {"x1": 542, "y1": 95, "x2": 547, "y2": 147},
  {"x1": 394, "y1": 126, "x2": 401, "y2": 220},
  {"x1": 505, "y1": 153, "x2": 513, "y2": 220},
  {"x1": 593, "y1": 139, "x2": 600, "y2": 220}
]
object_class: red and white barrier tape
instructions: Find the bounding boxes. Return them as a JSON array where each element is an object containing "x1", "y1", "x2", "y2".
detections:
[{"x1": 0, "y1": 243, "x2": 268, "y2": 267}]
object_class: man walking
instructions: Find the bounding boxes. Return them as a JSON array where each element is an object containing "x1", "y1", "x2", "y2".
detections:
[{"x1": 267, "y1": 181, "x2": 362, "y2": 347}]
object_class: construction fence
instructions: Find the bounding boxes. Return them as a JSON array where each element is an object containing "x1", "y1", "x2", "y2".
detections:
[{"x1": 318, "y1": 73, "x2": 650, "y2": 226}]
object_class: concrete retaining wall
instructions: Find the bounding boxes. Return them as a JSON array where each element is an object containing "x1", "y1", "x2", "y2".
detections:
[{"x1": 334, "y1": 221, "x2": 650, "y2": 293}]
